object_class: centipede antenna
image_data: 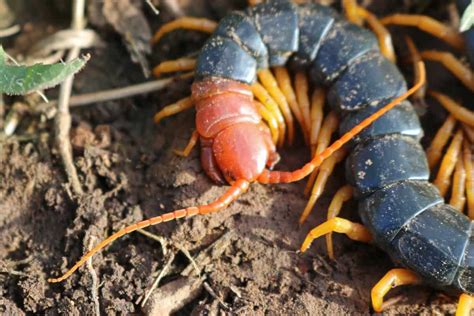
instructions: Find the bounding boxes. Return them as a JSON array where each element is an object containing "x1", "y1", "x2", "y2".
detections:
[
  {"x1": 152, "y1": 17, "x2": 218, "y2": 44},
  {"x1": 48, "y1": 179, "x2": 250, "y2": 283},
  {"x1": 257, "y1": 61, "x2": 426, "y2": 184}
]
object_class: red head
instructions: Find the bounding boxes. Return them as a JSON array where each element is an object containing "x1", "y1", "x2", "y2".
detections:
[{"x1": 192, "y1": 78, "x2": 279, "y2": 183}]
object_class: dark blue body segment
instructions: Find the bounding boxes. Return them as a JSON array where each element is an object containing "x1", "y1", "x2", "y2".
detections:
[
  {"x1": 359, "y1": 181, "x2": 443, "y2": 251},
  {"x1": 328, "y1": 52, "x2": 407, "y2": 111},
  {"x1": 456, "y1": 224, "x2": 474, "y2": 293},
  {"x1": 214, "y1": 11, "x2": 269, "y2": 69},
  {"x1": 247, "y1": 0, "x2": 299, "y2": 66},
  {"x1": 310, "y1": 21, "x2": 378, "y2": 84},
  {"x1": 291, "y1": 3, "x2": 336, "y2": 67},
  {"x1": 193, "y1": 0, "x2": 474, "y2": 295},
  {"x1": 391, "y1": 203, "x2": 471, "y2": 288},
  {"x1": 195, "y1": 36, "x2": 257, "y2": 84},
  {"x1": 346, "y1": 135, "x2": 429, "y2": 196},
  {"x1": 339, "y1": 101, "x2": 423, "y2": 145}
]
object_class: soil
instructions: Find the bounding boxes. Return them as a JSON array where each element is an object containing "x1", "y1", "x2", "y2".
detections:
[{"x1": 0, "y1": 0, "x2": 470, "y2": 315}]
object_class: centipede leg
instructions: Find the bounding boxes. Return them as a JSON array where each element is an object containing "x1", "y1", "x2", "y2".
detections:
[
  {"x1": 405, "y1": 37, "x2": 427, "y2": 107},
  {"x1": 300, "y1": 217, "x2": 372, "y2": 253},
  {"x1": 252, "y1": 82, "x2": 287, "y2": 147},
  {"x1": 256, "y1": 62, "x2": 426, "y2": 184},
  {"x1": 450, "y1": 156, "x2": 466, "y2": 211},
  {"x1": 258, "y1": 69, "x2": 295, "y2": 145},
  {"x1": 299, "y1": 148, "x2": 347, "y2": 224},
  {"x1": 343, "y1": 0, "x2": 396, "y2": 62},
  {"x1": 154, "y1": 97, "x2": 194, "y2": 124},
  {"x1": 309, "y1": 89, "x2": 325, "y2": 156},
  {"x1": 152, "y1": 58, "x2": 196, "y2": 77},
  {"x1": 430, "y1": 91, "x2": 474, "y2": 127},
  {"x1": 457, "y1": 293, "x2": 474, "y2": 316},
  {"x1": 463, "y1": 141, "x2": 474, "y2": 218},
  {"x1": 273, "y1": 67, "x2": 307, "y2": 142},
  {"x1": 434, "y1": 129, "x2": 464, "y2": 196},
  {"x1": 371, "y1": 268, "x2": 421, "y2": 313},
  {"x1": 426, "y1": 115, "x2": 457, "y2": 169},
  {"x1": 152, "y1": 17, "x2": 217, "y2": 44},
  {"x1": 422, "y1": 51, "x2": 474, "y2": 91},
  {"x1": 381, "y1": 14, "x2": 465, "y2": 50},
  {"x1": 304, "y1": 112, "x2": 339, "y2": 196},
  {"x1": 254, "y1": 101, "x2": 279, "y2": 145},
  {"x1": 294, "y1": 71, "x2": 312, "y2": 140},
  {"x1": 174, "y1": 130, "x2": 199, "y2": 157},
  {"x1": 325, "y1": 185, "x2": 353, "y2": 259}
]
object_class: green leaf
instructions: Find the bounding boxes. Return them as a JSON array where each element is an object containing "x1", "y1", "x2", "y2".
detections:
[
  {"x1": 0, "y1": 46, "x2": 89, "y2": 95},
  {"x1": 460, "y1": 0, "x2": 474, "y2": 32}
]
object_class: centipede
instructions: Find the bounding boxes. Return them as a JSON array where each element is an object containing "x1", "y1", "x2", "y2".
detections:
[{"x1": 48, "y1": 0, "x2": 474, "y2": 314}]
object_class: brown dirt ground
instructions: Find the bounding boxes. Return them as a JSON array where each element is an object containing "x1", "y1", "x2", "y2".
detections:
[{"x1": 0, "y1": 0, "x2": 471, "y2": 315}]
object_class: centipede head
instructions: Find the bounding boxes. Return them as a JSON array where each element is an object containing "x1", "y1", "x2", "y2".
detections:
[{"x1": 192, "y1": 77, "x2": 280, "y2": 183}]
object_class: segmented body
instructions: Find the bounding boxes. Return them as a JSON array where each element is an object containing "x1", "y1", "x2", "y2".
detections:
[{"x1": 193, "y1": 0, "x2": 474, "y2": 295}]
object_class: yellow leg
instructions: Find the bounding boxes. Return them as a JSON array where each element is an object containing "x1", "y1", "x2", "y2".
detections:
[
  {"x1": 300, "y1": 217, "x2": 371, "y2": 253},
  {"x1": 295, "y1": 71, "x2": 312, "y2": 140},
  {"x1": 463, "y1": 124, "x2": 474, "y2": 144},
  {"x1": 173, "y1": 130, "x2": 199, "y2": 157},
  {"x1": 457, "y1": 293, "x2": 474, "y2": 316},
  {"x1": 463, "y1": 140, "x2": 474, "y2": 219},
  {"x1": 422, "y1": 51, "x2": 474, "y2": 92},
  {"x1": 450, "y1": 157, "x2": 467, "y2": 212},
  {"x1": 273, "y1": 67, "x2": 307, "y2": 141},
  {"x1": 430, "y1": 91, "x2": 474, "y2": 127},
  {"x1": 252, "y1": 82, "x2": 286, "y2": 147},
  {"x1": 426, "y1": 115, "x2": 457, "y2": 169},
  {"x1": 152, "y1": 17, "x2": 217, "y2": 44},
  {"x1": 381, "y1": 14, "x2": 465, "y2": 51},
  {"x1": 258, "y1": 69, "x2": 295, "y2": 145},
  {"x1": 434, "y1": 129, "x2": 464, "y2": 196},
  {"x1": 299, "y1": 148, "x2": 347, "y2": 224},
  {"x1": 310, "y1": 88, "x2": 325, "y2": 156},
  {"x1": 405, "y1": 37, "x2": 427, "y2": 101},
  {"x1": 371, "y1": 268, "x2": 421, "y2": 313},
  {"x1": 248, "y1": 0, "x2": 262, "y2": 5},
  {"x1": 305, "y1": 112, "x2": 340, "y2": 196},
  {"x1": 152, "y1": 58, "x2": 196, "y2": 77},
  {"x1": 154, "y1": 97, "x2": 194, "y2": 124},
  {"x1": 326, "y1": 185, "x2": 353, "y2": 259},
  {"x1": 254, "y1": 101, "x2": 279, "y2": 145},
  {"x1": 343, "y1": 0, "x2": 364, "y2": 26},
  {"x1": 343, "y1": 0, "x2": 396, "y2": 62}
]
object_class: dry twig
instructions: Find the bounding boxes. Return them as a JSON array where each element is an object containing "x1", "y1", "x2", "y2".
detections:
[
  {"x1": 141, "y1": 252, "x2": 176, "y2": 307},
  {"x1": 86, "y1": 236, "x2": 101, "y2": 316},
  {"x1": 55, "y1": 0, "x2": 87, "y2": 196}
]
